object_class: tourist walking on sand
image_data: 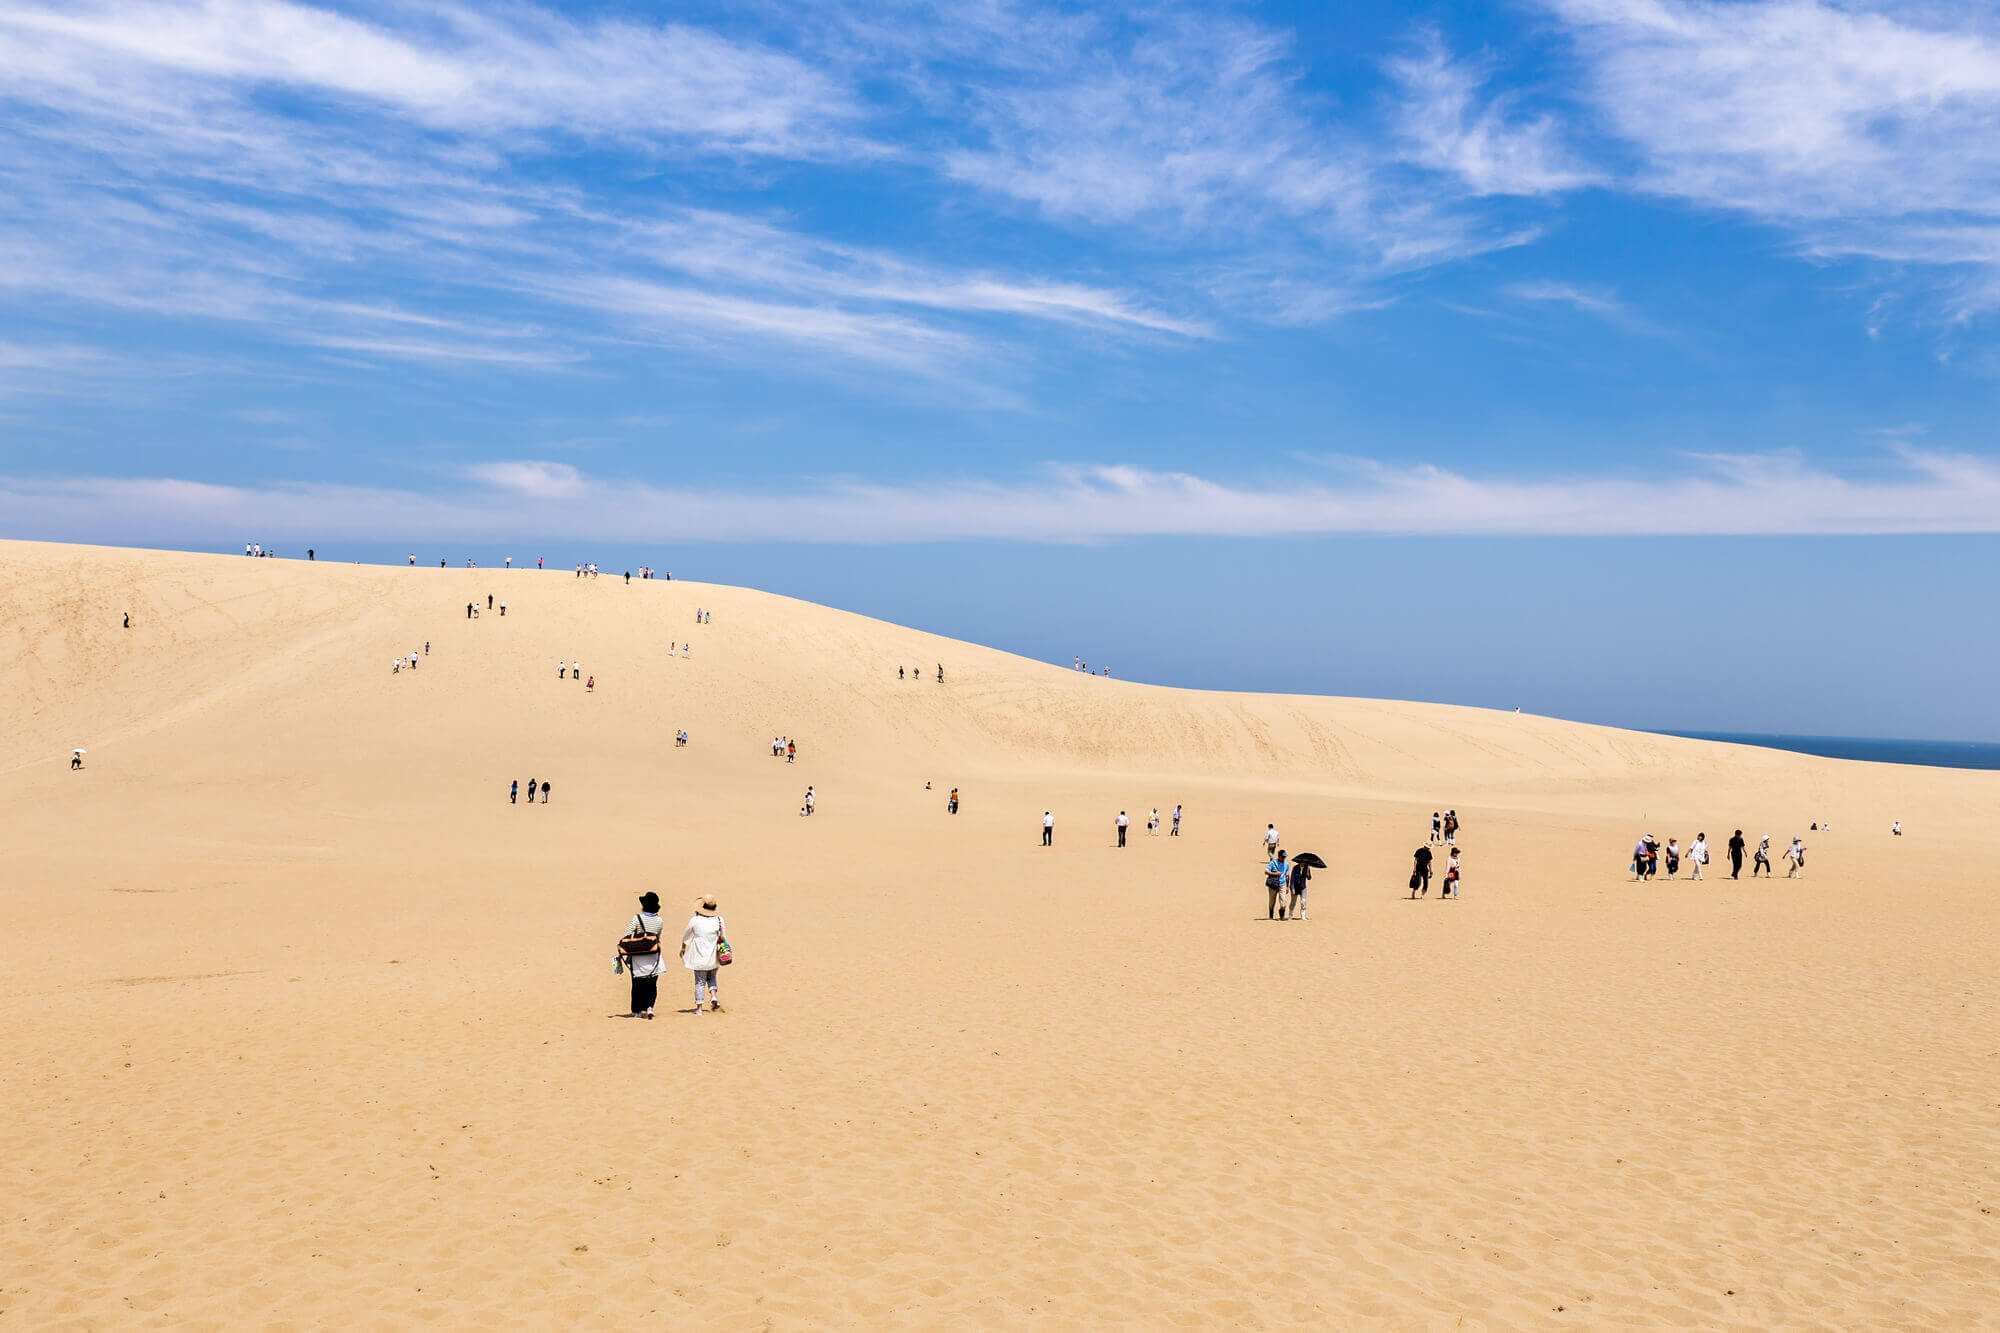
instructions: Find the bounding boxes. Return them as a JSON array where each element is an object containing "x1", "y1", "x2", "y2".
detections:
[
  {"x1": 1664, "y1": 837, "x2": 1681, "y2": 879},
  {"x1": 541, "y1": 780, "x2": 550, "y2": 804},
  {"x1": 1264, "y1": 823, "x2": 1280, "y2": 858},
  {"x1": 1288, "y1": 855, "x2": 1312, "y2": 918},
  {"x1": 1893, "y1": 820, "x2": 1902, "y2": 836},
  {"x1": 1728, "y1": 830, "x2": 1746, "y2": 879},
  {"x1": 1689, "y1": 832, "x2": 1708, "y2": 881},
  {"x1": 1430, "y1": 812, "x2": 1442, "y2": 843},
  {"x1": 1411, "y1": 844, "x2": 1433, "y2": 897},
  {"x1": 617, "y1": 892, "x2": 666, "y2": 1019},
  {"x1": 1042, "y1": 811, "x2": 1054, "y2": 846},
  {"x1": 1117, "y1": 811, "x2": 1129, "y2": 846},
  {"x1": 1148, "y1": 807, "x2": 1159, "y2": 836},
  {"x1": 682, "y1": 896, "x2": 726, "y2": 1015},
  {"x1": 559, "y1": 660, "x2": 566, "y2": 679},
  {"x1": 1786, "y1": 837, "x2": 1805, "y2": 878},
  {"x1": 1444, "y1": 847, "x2": 1462, "y2": 898},
  {"x1": 510, "y1": 779, "x2": 518, "y2": 804},
  {"x1": 948, "y1": 787, "x2": 959, "y2": 814},
  {"x1": 572, "y1": 661, "x2": 580, "y2": 682},
  {"x1": 1444, "y1": 810, "x2": 1459, "y2": 844},
  {"x1": 1171, "y1": 804, "x2": 1182, "y2": 836},
  {"x1": 1632, "y1": 836, "x2": 1649, "y2": 881},
  {"x1": 1754, "y1": 835, "x2": 1772, "y2": 876},
  {"x1": 1266, "y1": 848, "x2": 1290, "y2": 920}
]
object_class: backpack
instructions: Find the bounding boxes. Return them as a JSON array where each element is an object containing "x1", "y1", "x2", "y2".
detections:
[{"x1": 618, "y1": 915, "x2": 661, "y2": 957}]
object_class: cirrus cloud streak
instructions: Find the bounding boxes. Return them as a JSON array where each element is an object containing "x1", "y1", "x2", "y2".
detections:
[{"x1": 5, "y1": 450, "x2": 1998, "y2": 547}]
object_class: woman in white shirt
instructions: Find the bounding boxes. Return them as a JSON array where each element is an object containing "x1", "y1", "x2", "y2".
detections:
[
  {"x1": 619, "y1": 892, "x2": 665, "y2": 1019},
  {"x1": 682, "y1": 896, "x2": 727, "y2": 1015}
]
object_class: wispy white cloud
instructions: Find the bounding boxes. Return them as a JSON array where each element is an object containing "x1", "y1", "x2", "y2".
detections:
[
  {"x1": 924, "y1": 8, "x2": 1550, "y2": 278},
  {"x1": 1504, "y1": 279, "x2": 1666, "y2": 336},
  {"x1": 0, "y1": 0, "x2": 1213, "y2": 387},
  {"x1": 1546, "y1": 0, "x2": 2000, "y2": 307},
  {"x1": 9, "y1": 448, "x2": 2000, "y2": 544},
  {"x1": 0, "y1": 0, "x2": 856, "y2": 151},
  {"x1": 462, "y1": 460, "x2": 586, "y2": 498},
  {"x1": 1385, "y1": 34, "x2": 1599, "y2": 197}
]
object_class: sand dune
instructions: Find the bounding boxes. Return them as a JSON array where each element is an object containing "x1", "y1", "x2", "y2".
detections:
[{"x1": 3, "y1": 538, "x2": 1996, "y2": 1327}]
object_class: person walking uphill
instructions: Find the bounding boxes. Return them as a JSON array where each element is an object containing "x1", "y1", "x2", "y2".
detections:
[
  {"x1": 682, "y1": 896, "x2": 728, "y2": 1015},
  {"x1": 1410, "y1": 845, "x2": 1433, "y2": 898},
  {"x1": 1116, "y1": 811, "x2": 1129, "y2": 847},
  {"x1": 1728, "y1": 830, "x2": 1746, "y2": 879},
  {"x1": 616, "y1": 892, "x2": 666, "y2": 1019},
  {"x1": 1266, "y1": 848, "x2": 1290, "y2": 919},
  {"x1": 1042, "y1": 811, "x2": 1054, "y2": 846}
]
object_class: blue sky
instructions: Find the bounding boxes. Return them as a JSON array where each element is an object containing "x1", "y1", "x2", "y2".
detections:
[{"x1": 5, "y1": 0, "x2": 2000, "y2": 736}]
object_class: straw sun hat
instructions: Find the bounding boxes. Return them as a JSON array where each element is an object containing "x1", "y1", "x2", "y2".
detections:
[{"x1": 695, "y1": 896, "x2": 719, "y2": 916}]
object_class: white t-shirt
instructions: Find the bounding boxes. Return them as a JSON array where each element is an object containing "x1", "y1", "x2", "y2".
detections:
[
  {"x1": 1116, "y1": 814, "x2": 1129, "y2": 827},
  {"x1": 1044, "y1": 814, "x2": 1054, "y2": 828},
  {"x1": 1265, "y1": 829, "x2": 1279, "y2": 847}
]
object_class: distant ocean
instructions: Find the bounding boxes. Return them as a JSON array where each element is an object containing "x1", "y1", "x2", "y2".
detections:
[{"x1": 1659, "y1": 731, "x2": 2000, "y2": 771}]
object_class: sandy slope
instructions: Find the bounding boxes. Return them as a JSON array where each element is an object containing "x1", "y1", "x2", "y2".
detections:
[{"x1": 2, "y1": 538, "x2": 1995, "y2": 1329}]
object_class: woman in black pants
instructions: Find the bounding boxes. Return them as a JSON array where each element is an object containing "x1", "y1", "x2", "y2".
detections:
[{"x1": 619, "y1": 892, "x2": 665, "y2": 1019}]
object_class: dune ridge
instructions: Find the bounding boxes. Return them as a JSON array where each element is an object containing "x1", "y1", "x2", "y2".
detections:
[{"x1": 3, "y1": 538, "x2": 1996, "y2": 1328}]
